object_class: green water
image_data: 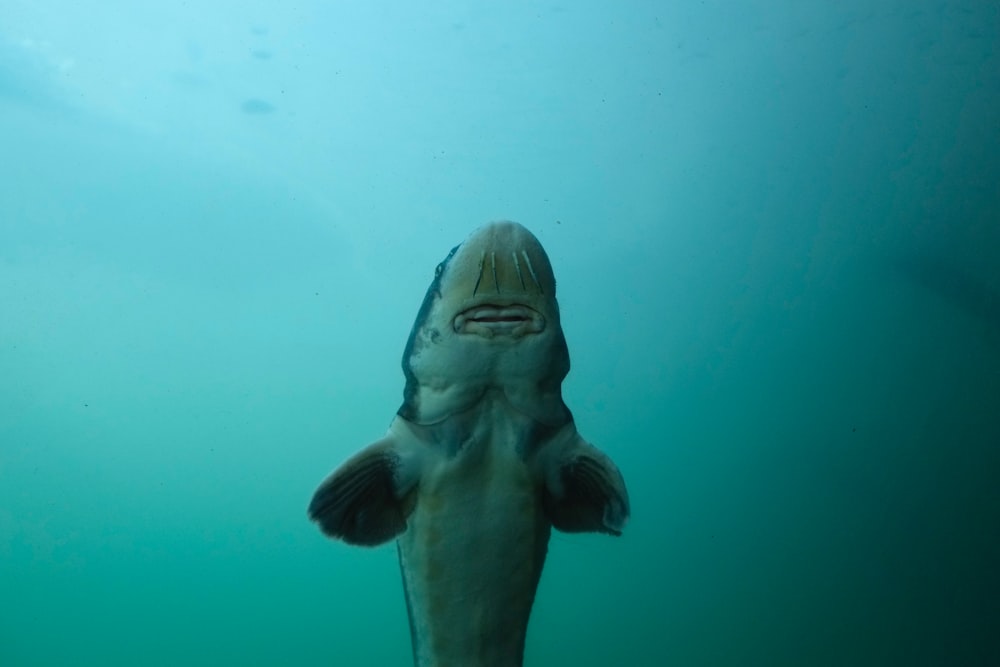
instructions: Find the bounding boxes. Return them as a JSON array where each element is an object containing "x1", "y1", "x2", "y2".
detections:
[{"x1": 2, "y1": 2, "x2": 999, "y2": 665}]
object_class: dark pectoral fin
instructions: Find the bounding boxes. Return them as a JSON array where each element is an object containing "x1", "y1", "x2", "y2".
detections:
[
  {"x1": 544, "y1": 440, "x2": 630, "y2": 536},
  {"x1": 308, "y1": 438, "x2": 416, "y2": 546}
]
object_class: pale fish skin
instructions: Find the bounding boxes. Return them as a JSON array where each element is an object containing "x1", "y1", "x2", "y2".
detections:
[{"x1": 309, "y1": 221, "x2": 630, "y2": 667}]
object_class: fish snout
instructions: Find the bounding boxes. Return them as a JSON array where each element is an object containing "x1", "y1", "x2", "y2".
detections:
[{"x1": 471, "y1": 248, "x2": 546, "y2": 298}]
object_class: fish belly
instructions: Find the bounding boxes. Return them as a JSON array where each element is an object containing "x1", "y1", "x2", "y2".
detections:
[{"x1": 397, "y1": 451, "x2": 551, "y2": 667}]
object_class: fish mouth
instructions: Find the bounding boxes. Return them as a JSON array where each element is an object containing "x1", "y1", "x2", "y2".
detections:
[{"x1": 453, "y1": 304, "x2": 545, "y2": 338}]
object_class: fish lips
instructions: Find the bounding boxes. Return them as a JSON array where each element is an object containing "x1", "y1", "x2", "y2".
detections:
[{"x1": 453, "y1": 304, "x2": 545, "y2": 339}]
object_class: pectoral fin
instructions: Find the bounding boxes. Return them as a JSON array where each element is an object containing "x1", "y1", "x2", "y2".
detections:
[
  {"x1": 543, "y1": 437, "x2": 630, "y2": 536},
  {"x1": 308, "y1": 436, "x2": 419, "y2": 546}
]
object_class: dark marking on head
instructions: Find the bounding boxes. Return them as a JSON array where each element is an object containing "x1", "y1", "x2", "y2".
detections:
[
  {"x1": 472, "y1": 251, "x2": 485, "y2": 297},
  {"x1": 491, "y1": 252, "x2": 499, "y2": 294},
  {"x1": 512, "y1": 251, "x2": 527, "y2": 290},
  {"x1": 521, "y1": 250, "x2": 543, "y2": 295},
  {"x1": 399, "y1": 244, "x2": 460, "y2": 419}
]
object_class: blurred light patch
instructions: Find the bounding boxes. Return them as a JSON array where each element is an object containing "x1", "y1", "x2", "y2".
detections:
[{"x1": 241, "y1": 98, "x2": 275, "y2": 114}]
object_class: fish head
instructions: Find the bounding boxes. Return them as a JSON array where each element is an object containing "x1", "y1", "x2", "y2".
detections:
[
  {"x1": 399, "y1": 221, "x2": 571, "y2": 425},
  {"x1": 436, "y1": 220, "x2": 559, "y2": 338}
]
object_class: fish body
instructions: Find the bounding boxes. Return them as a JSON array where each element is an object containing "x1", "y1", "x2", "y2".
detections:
[{"x1": 309, "y1": 221, "x2": 629, "y2": 667}]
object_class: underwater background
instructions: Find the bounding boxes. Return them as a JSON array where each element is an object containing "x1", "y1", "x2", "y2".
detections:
[{"x1": 2, "y1": 1, "x2": 998, "y2": 665}]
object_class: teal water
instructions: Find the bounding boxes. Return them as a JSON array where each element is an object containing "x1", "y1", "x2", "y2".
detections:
[{"x1": 2, "y1": 2, "x2": 998, "y2": 665}]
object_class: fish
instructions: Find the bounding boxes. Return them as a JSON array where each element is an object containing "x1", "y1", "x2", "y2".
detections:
[{"x1": 308, "y1": 220, "x2": 630, "y2": 667}]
